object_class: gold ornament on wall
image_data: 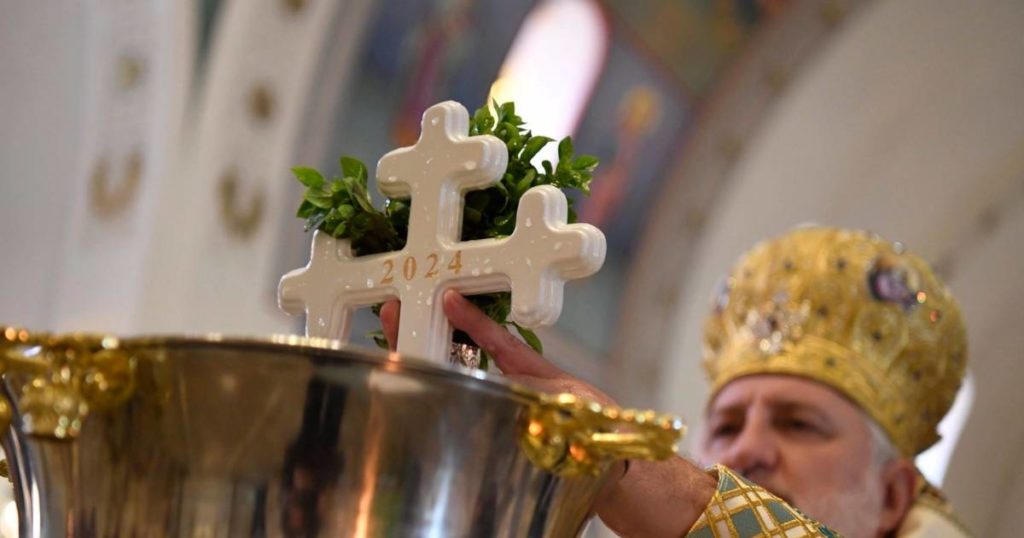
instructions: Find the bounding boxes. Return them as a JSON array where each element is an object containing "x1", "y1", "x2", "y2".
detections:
[
  {"x1": 117, "y1": 56, "x2": 145, "y2": 91},
  {"x1": 282, "y1": 0, "x2": 308, "y2": 14},
  {"x1": 247, "y1": 84, "x2": 275, "y2": 123},
  {"x1": 89, "y1": 149, "x2": 143, "y2": 218},
  {"x1": 219, "y1": 167, "x2": 265, "y2": 239}
]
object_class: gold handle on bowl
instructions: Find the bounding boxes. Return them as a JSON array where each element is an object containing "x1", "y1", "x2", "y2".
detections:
[
  {"x1": 1, "y1": 327, "x2": 686, "y2": 481},
  {"x1": 0, "y1": 327, "x2": 136, "y2": 441},
  {"x1": 518, "y1": 392, "x2": 685, "y2": 477}
]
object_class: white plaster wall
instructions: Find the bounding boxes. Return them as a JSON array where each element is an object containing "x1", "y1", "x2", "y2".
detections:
[
  {"x1": 0, "y1": 3, "x2": 88, "y2": 329},
  {"x1": 657, "y1": 0, "x2": 1024, "y2": 534},
  {"x1": 940, "y1": 206, "x2": 1024, "y2": 535},
  {"x1": 0, "y1": 1, "x2": 371, "y2": 338}
]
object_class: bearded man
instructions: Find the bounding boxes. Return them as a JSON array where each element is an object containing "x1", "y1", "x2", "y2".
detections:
[{"x1": 380, "y1": 227, "x2": 969, "y2": 537}]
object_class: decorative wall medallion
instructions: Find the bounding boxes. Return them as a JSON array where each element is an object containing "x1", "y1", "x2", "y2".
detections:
[
  {"x1": 282, "y1": 0, "x2": 308, "y2": 14},
  {"x1": 117, "y1": 56, "x2": 145, "y2": 91},
  {"x1": 683, "y1": 209, "x2": 706, "y2": 232},
  {"x1": 218, "y1": 168, "x2": 265, "y2": 239},
  {"x1": 247, "y1": 84, "x2": 275, "y2": 123},
  {"x1": 89, "y1": 150, "x2": 143, "y2": 218}
]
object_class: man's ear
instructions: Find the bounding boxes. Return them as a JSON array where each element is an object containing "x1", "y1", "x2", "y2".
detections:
[{"x1": 877, "y1": 458, "x2": 917, "y2": 535}]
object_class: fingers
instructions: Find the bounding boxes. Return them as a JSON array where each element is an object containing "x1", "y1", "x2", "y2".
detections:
[
  {"x1": 442, "y1": 290, "x2": 563, "y2": 379},
  {"x1": 379, "y1": 300, "x2": 400, "y2": 351}
]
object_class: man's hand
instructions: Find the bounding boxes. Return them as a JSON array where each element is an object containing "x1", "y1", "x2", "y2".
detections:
[
  {"x1": 381, "y1": 291, "x2": 615, "y2": 405},
  {"x1": 380, "y1": 290, "x2": 716, "y2": 538}
]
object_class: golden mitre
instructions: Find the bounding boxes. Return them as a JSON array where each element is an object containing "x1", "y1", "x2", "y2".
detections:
[{"x1": 702, "y1": 227, "x2": 967, "y2": 457}]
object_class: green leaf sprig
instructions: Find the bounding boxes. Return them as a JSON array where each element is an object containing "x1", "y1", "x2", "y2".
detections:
[{"x1": 292, "y1": 101, "x2": 599, "y2": 368}]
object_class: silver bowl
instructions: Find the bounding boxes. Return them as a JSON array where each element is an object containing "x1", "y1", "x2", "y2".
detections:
[{"x1": 0, "y1": 332, "x2": 681, "y2": 537}]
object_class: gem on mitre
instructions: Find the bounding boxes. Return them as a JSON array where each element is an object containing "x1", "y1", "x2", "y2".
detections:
[{"x1": 868, "y1": 261, "x2": 920, "y2": 310}]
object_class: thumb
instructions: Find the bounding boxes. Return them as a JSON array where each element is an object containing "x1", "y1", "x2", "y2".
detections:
[{"x1": 379, "y1": 300, "x2": 400, "y2": 352}]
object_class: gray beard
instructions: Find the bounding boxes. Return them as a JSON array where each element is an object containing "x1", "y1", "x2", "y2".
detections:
[{"x1": 793, "y1": 472, "x2": 885, "y2": 538}]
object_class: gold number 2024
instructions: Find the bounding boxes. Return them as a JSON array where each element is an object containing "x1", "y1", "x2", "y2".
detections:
[{"x1": 382, "y1": 251, "x2": 463, "y2": 284}]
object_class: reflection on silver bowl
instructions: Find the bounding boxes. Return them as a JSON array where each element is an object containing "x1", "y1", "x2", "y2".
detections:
[{"x1": 0, "y1": 334, "x2": 680, "y2": 537}]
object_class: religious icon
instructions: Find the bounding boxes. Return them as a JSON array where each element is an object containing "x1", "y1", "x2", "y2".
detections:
[{"x1": 580, "y1": 85, "x2": 663, "y2": 228}]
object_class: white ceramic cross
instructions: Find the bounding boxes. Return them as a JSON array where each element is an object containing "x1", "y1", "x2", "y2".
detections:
[{"x1": 279, "y1": 101, "x2": 606, "y2": 363}]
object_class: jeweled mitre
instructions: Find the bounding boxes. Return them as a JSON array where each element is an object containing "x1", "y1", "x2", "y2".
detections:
[{"x1": 702, "y1": 227, "x2": 967, "y2": 456}]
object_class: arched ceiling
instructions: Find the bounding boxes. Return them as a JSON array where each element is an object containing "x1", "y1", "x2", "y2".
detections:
[
  {"x1": 609, "y1": 0, "x2": 872, "y2": 405},
  {"x1": 651, "y1": 0, "x2": 1024, "y2": 534}
]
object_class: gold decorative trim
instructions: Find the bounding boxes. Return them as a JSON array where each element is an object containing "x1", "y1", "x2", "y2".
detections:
[
  {"x1": 247, "y1": 84, "x2": 275, "y2": 122},
  {"x1": 282, "y1": 0, "x2": 308, "y2": 14},
  {"x1": 218, "y1": 168, "x2": 265, "y2": 238},
  {"x1": 703, "y1": 228, "x2": 967, "y2": 457},
  {"x1": 518, "y1": 392, "x2": 684, "y2": 477},
  {"x1": 117, "y1": 56, "x2": 145, "y2": 91},
  {"x1": 89, "y1": 150, "x2": 143, "y2": 218},
  {"x1": 0, "y1": 327, "x2": 135, "y2": 440},
  {"x1": 0, "y1": 327, "x2": 684, "y2": 478}
]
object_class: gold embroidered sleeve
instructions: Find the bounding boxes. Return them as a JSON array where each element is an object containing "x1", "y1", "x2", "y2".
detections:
[{"x1": 686, "y1": 465, "x2": 840, "y2": 537}]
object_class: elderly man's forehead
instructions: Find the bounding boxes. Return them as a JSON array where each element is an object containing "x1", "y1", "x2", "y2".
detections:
[{"x1": 706, "y1": 374, "x2": 860, "y2": 416}]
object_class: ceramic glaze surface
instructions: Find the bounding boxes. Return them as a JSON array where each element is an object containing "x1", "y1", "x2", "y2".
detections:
[{"x1": 279, "y1": 101, "x2": 606, "y2": 363}]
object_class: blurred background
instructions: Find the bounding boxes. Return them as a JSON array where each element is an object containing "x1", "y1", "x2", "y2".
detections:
[{"x1": 1, "y1": 0, "x2": 1022, "y2": 536}]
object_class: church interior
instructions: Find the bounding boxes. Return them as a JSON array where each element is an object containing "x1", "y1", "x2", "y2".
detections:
[{"x1": 1, "y1": 0, "x2": 1022, "y2": 536}]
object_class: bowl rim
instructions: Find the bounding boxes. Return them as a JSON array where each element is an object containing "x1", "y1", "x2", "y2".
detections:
[{"x1": 118, "y1": 332, "x2": 542, "y2": 404}]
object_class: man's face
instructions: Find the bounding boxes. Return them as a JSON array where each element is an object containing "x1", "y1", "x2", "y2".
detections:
[{"x1": 699, "y1": 375, "x2": 889, "y2": 537}]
